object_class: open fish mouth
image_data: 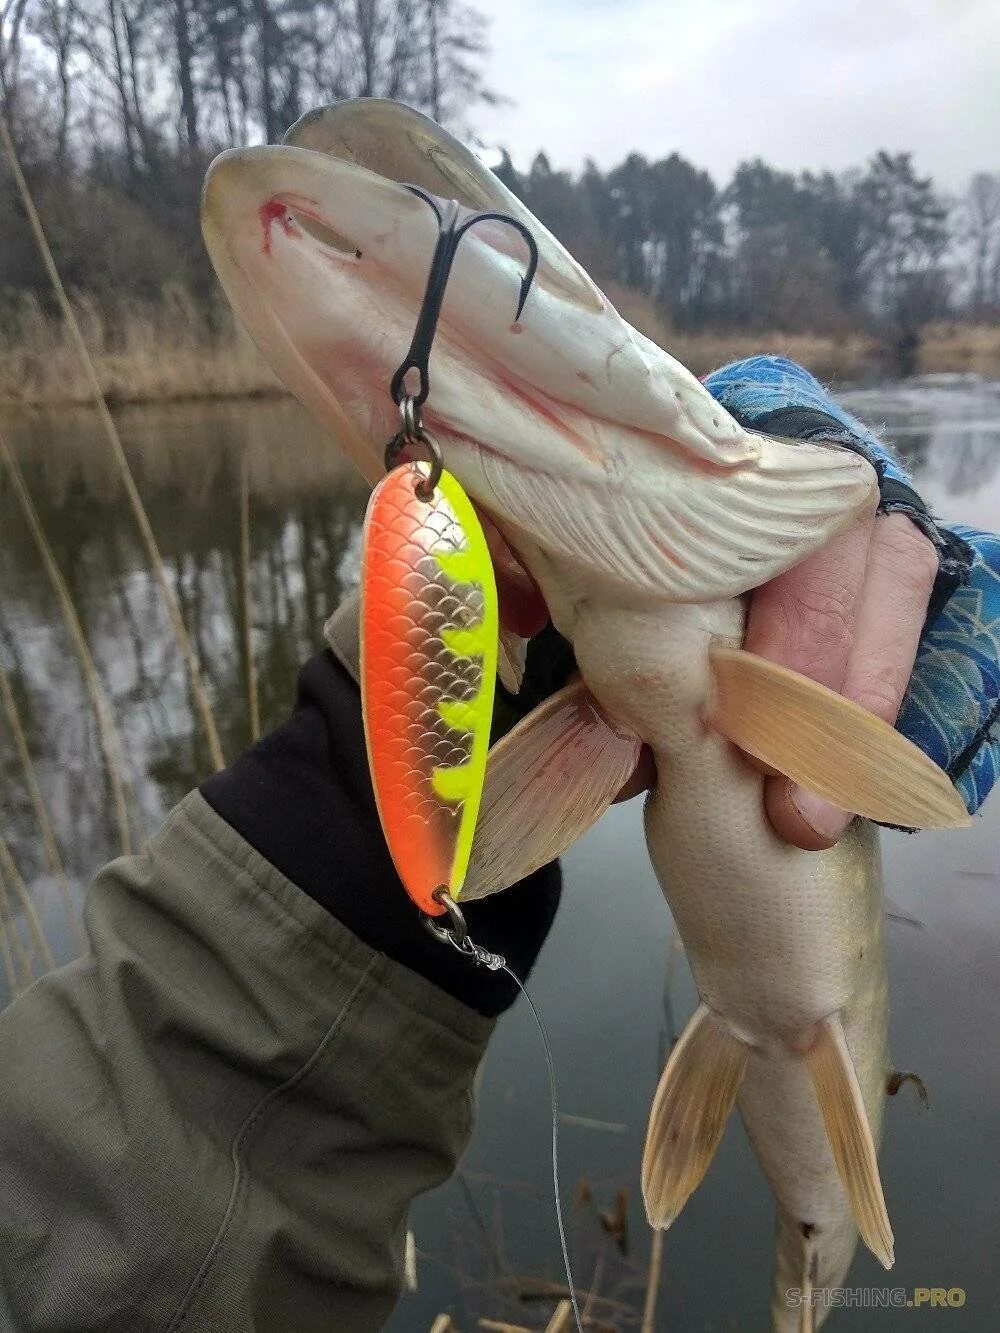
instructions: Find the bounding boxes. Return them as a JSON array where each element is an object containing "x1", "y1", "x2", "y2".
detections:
[{"x1": 202, "y1": 100, "x2": 878, "y2": 605}]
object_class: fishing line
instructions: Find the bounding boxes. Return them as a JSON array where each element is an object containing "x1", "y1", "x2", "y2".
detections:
[
  {"x1": 369, "y1": 187, "x2": 578, "y2": 1323},
  {"x1": 424, "y1": 905, "x2": 584, "y2": 1333},
  {"x1": 500, "y1": 962, "x2": 585, "y2": 1333}
]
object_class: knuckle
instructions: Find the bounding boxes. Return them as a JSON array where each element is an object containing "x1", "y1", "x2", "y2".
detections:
[
  {"x1": 851, "y1": 667, "x2": 909, "y2": 723},
  {"x1": 782, "y1": 584, "x2": 855, "y2": 652},
  {"x1": 876, "y1": 515, "x2": 939, "y2": 595}
]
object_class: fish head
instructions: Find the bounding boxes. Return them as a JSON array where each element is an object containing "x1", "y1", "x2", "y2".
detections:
[{"x1": 202, "y1": 99, "x2": 877, "y2": 617}]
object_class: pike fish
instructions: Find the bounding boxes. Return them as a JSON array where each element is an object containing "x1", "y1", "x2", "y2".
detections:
[{"x1": 201, "y1": 99, "x2": 970, "y2": 1329}]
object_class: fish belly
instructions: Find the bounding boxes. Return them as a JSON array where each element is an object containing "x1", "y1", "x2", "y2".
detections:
[
  {"x1": 645, "y1": 745, "x2": 885, "y2": 1043},
  {"x1": 569, "y1": 596, "x2": 890, "y2": 1320}
]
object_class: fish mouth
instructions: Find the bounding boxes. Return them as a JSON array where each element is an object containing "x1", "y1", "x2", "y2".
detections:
[{"x1": 202, "y1": 127, "x2": 879, "y2": 606}]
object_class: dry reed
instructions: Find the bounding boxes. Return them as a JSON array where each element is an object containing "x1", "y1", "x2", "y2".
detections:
[
  {"x1": 0, "y1": 869, "x2": 31, "y2": 997},
  {"x1": 0, "y1": 436, "x2": 134, "y2": 855},
  {"x1": 0, "y1": 114, "x2": 225, "y2": 772},
  {"x1": 0, "y1": 906, "x2": 19, "y2": 1002},
  {"x1": 1, "y1": 288, "x2": 998, "y2": 415},
  {"x1": 0, "y1": 665, "x2": 86, "y2": 950},
  {"x1": 0, "y1": 289, "x2": 279, "y2": 408},
  {"x1": 640, "y1": 1228, "x2": 663, "y2": 1333},
  {"x1": 239, "y1": 453, "x2": 261, "y2": 742},
  {"x1": 0, "y1": 832, "x2": 54, "y2": 971},
  {"x1": 919, "y1": 322, "x2": 1000, "y2": 375}
]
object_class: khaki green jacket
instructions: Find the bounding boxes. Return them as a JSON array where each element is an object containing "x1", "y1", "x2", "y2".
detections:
[{"x1": 0, "y1": 791, "x2": 492, "y2": 1331}]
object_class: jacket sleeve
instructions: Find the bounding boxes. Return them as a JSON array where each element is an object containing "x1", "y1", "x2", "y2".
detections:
[{"x1": 0, "y1": 790, "x2": 494, "y2": 1333}]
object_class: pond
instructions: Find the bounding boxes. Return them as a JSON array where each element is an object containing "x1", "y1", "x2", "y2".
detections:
[{"x1": 0, "y1": 376, "x2": 998, "y2": 1330}]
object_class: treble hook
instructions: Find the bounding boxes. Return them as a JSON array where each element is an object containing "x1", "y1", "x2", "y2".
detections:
[{"x1": 389, "y1": 186, "x2": 539, "y2": 410}]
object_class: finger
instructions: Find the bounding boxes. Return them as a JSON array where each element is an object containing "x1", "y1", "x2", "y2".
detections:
[
  {"x1": 744, "y1": 504, "x2": 876, "y2": 688},
  {"x1": 843, "y1": 513, "x2": 939, "y2": 720},
  {"x1": 743, "y1": 506, "x2": 875, "y2": 847},
  {"x1": 787, "y1": 513, "x2": 939, "y2": 845}
]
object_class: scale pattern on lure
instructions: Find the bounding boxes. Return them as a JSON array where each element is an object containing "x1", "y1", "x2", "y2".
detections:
[{"x1": 360, "y1": 460, "x2": 498, "y2": 916}]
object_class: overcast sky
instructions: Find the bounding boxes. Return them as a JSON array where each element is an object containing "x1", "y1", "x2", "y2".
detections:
[{"x1": 469, "y1": 0, "x2": 999, "y2": 190}]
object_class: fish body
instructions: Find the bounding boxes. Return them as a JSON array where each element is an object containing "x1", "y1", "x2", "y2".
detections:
[
  {"x1": 566, "y1": 592, "x2": 890, "y2": 1323},
  {"x1": 201, "y1": 99, "x2": 967, "y2": 1326}
]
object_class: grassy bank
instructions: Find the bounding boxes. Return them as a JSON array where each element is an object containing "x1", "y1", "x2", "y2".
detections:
[
  {"x1": 1, "y1": 287, "x2": 998, "y2": 409},
  {"x1": 0, "y1": 288, "x2": 281, "y2": 407}
]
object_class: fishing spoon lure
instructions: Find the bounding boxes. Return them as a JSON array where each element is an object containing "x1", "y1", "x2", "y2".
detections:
[
  {"x1": 357, "y1": 191, "x2": 583, "y2": 1333},
  {"x1": 360, "y1": 189, "x2": 537, "y2": 919},
  {"x1": 360, "y1": 442, "x2": 498, "y2": 917}
]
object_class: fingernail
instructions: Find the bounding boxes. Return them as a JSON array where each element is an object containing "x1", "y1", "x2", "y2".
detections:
[{"x1": 791, "y1": 788, "x2": 851, "y2": 843}]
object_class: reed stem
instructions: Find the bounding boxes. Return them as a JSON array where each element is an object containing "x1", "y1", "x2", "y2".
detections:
[
  {"x1": 0, "y1": 869, "x2": 24, "y2": 998},
  {"x1": 0, "y1": 861, "x2": 35, "y2": 988},
  {"x1": 1, "y1": 436, "x2": 133, "y2": 856},
  {"x1": 0, "y1": 112, "x2": 224, "y2": 772},
  {"x1": 239, "y1": 452, "x2": 261, "y2": 742},
  {"x1": 0, "y1": 831, "x2": 55, "y2": 971},
  {"x1": 0, "y1": 665, "x2": 86, "y2": 950},
  {"x1": 641, "y1": 1227, "x2": 664, "y2": 1333}
]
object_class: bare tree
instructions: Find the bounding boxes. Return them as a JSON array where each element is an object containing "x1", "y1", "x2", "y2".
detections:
[
  {"x1": 957, "y1": 172, "x2": 1000, "y2": 315},
  {"x1": 0, "y1": 0, "x2": 31, "y2": 127},
  {"x1": 32, "y1": 0, "x2": 81, "y2": 161}
]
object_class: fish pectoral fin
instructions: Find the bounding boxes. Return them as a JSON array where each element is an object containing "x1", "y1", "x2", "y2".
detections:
[
  {"x1": 805, "y1": 1015, "x2": 895, "y2": 1270},
  {"x1": 497, "y1": 627, "x2": 528, "y2": 694},
  {"x1": 463, "y1": 680, "x2": 642, "y2": 901},
  {"x1": 641, "y1": 1004, "x2": 748, "y2": 1230},
  {"x1": 707, "y1": 645, "x2": 971, "y2": 830}
]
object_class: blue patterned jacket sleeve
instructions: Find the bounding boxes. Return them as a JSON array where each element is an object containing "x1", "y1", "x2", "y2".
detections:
[{"x1": 704, "y1": 356, "x2": 999, "y2": 817}]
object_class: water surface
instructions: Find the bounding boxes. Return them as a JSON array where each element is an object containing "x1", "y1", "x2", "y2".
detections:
[{"x1": 0, "y1": 379, "x2": 997, "y2": 1329}]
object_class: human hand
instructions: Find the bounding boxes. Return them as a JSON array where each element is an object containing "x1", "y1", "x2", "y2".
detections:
[
  {"x1": 483, "y1": 353, "x2": 997, "y2": 843},
  {"x1": 702, "y1": 354, "x2": 985, "y2": 848},
  {"x1": 744, "y1": 506, "x2": 939, "y2": 848}
]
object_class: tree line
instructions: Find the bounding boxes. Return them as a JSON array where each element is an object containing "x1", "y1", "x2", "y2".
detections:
[{"x1": 1, "y1": 0, "x2": 998, "y2": 340}]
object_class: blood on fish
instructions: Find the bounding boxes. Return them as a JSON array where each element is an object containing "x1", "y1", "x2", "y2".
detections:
[
  {"x1": 258, "y1": 193, "x2": 326, "y2": 255},
  {"x1": 259, "y1": 200, "x2": 297, "y2": 255}
]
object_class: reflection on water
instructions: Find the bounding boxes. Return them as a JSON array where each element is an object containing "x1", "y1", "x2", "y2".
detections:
[
  {"x1": 0, "y1": 400, "x2": 368, "y2": 915},
  {"x1": 0, "y1": 381, "x2": 998, "y2": 1328}
]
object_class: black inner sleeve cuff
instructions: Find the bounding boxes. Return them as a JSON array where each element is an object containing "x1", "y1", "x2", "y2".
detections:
[{"x1": 200, "y1": 651, "x2": 562, "y2": 1018}]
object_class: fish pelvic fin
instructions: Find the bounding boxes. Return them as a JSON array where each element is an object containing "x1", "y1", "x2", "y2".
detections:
[
  {"x1": 707, "y1": 645, "x2": 971, "y2": 830},
  {"x1": 464, "y1": 680, "x2": 640, "y2": 900},
  {"x1": 641, "y1": 1003, "x2": 749, "y2": 1230},
  {"x1": 804, "y1": 1015, "x2": 895, "y2": 1271}
]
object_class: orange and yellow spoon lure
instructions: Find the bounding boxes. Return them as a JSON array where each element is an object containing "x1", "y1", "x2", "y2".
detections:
[{"x1": 360, "y1": 460, "x2": 499, "y2": 917}]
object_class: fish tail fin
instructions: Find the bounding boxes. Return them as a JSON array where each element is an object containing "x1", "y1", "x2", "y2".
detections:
[
  {"x1": 804, "y1": 1015, "x2": 895, "y2": 1270},
  {"x1": 641, "y1": 1003, "x2": 748, "y2": 1229}
]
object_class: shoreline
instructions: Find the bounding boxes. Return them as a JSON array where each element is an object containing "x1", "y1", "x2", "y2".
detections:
[{"x1": 1, "y1": 322, "x2": 998, "y2": 412}]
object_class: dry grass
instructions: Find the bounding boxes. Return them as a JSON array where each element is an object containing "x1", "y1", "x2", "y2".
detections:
[
  {"x1": 0, "y1": 287, "x2": 280, "y2": 407},
  {"x1": 667, "y1": 330, "x2": 881, "y2": 380},
  {"x1": 2, "y1": 288, "x2": 998, "y2": 409},
  {"x1": 602, "y1": 283, "x2": 883, "y2": 378},
  {"x1": 918, "y1": 321, "x2": 1000, "y2": 375},
  {"x1": 587, "y1": 284, "x2": 1000, "y2": 381}
]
